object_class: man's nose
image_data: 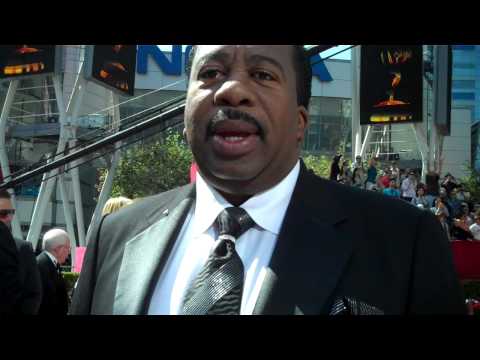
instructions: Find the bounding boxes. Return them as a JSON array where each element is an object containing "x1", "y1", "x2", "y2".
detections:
[{"x1": 213, "y1": 77, "x2": 254, "y2": 108}]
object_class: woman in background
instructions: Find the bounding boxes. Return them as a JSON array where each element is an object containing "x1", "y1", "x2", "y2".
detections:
[
  {"x1": 102, "y1": 196, "x2": 134, "y2": 216},
  {"x1": 329, "y1": 155, "x2": 343, "y2": 182}
]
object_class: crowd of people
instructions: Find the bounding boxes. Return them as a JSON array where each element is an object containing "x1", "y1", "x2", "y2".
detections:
[{"x1": 330, "y1": 155, "x2": 480, "y2": 242}]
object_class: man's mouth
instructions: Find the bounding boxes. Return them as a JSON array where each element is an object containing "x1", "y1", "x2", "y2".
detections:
[
  {"x1": 210, "y1": 121, "x2": 262, "y2": 158},
  {"x1": 214, "y1": 130, "x2": 257, "y2": 142}
]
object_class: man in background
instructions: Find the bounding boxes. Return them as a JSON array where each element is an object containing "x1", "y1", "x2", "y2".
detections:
[
  {"x1": 0, "y1": 189, "x2": 41, "y2": 314},
  {"x1": 37, "y1": 228, "x2": 70, "y2": 315}
]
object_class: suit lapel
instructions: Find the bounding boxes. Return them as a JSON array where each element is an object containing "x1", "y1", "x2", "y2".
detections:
[
  {"x1": 113, "y1": 186, "x2": 195, "y2": 315},
  {"x1": 253, "y1": 162, "x2": 355, "y2": 315}
]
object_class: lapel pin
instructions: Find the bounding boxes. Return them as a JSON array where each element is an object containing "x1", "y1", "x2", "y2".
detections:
[{"x1": 162, "y1": 209, "x2": 169, "y2": 216}]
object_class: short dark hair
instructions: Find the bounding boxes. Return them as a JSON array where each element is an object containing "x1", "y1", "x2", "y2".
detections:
[
  {"x1": 185, "y1": 45, "x2": 312, "y2": 109},
  {"x1": 0, "y1": 189, "x2": 11, "y2": 199}
]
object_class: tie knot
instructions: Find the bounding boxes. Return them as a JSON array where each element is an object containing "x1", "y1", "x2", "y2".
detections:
[{"x1": 216, "y1": 207, "x2": 254, "y2": 240}]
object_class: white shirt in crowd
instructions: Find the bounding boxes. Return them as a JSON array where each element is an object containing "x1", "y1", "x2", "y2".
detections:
[
  {"x1": 148, "y1": 161, "x2": 301, "y2": 315},
  {"x1": 401, "y1": 178, "x2": 417, "y2": 198},
  {"x1": 469, "y1": 223, "x2": 480, "y2": 241}
]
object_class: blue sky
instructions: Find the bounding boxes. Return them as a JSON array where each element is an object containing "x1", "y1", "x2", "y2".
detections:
[
  {"x1": 315, "y1": 45, "x2": 352, "y2": 60},
  {"x1": 157, "y1": 45, "x2": 352, "y2": 60}
]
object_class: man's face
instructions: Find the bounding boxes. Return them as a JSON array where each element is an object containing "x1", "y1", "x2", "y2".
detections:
[
  {"x1": 55, "y1": 240, "x2": 70, "y2": 265},
  {"x1": 0, "y1": 198, "x2": 15, "y2": 230},
  {"x1": 185, "y1": 45, "x2": 308, "y2": 201}
]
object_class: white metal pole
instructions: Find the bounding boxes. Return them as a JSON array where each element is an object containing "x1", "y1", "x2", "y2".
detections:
[
  {"x1": 58, "y1": 173, "x2": 76, "y2": 264},
  {"x1": 412, "y1": 123, "x2": 429, "y2": 182},
  {"x1": 66, "y1": 66, "x2": 87, "y2": 246},
  {"x1": 84, "y1": 91, "x2": 122, "y2": 245},
  {"x1": 351, "y1": 46, "x2": 362, "y2": 159},
  {"x1": 360, "y1": 126, "x2": 373, "y2": 159},
  {"x1": 84, "y1": 150, "x2": 120, "y2": 245},
  {"x1": 69, "y1": 140, "x2": 86, "y2": 246},
  {"x1": 0, "y1": 80, "x2": 23, "y2": 239},
  {"x1": 27, "y1": 75, "x2": 69, "y2": 248}
]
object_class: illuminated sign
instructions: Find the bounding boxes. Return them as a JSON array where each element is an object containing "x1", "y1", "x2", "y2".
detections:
[
  {"x1": 360, "y1": 45, "x2": 423, "y2": 125},
  {"x1": 136, "y1": 45, "x2": 334, "y2": 82},
  {"x1": 0, "y1": 45, "x2": 61, "y2": 81},
  {"x1": 85, "y1": 45, "x2": 137, "y2": 96}
]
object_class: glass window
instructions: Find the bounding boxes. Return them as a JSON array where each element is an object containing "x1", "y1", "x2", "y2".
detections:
[
  {"x1": 453, "y1": 45, "x2": 476, "y2": 51},
  {"x1": 303, "y1": 97, "x2": 352, "y2": 156},
  {"x1": 454, "y1": 63, "x2": 475, "y2": 69},
  {"x1": 452, "y1": 80, "x2": 475, "y2": 89},
  {"x1": 452, "y1": 92, "x2": 476, "y2": 101}
]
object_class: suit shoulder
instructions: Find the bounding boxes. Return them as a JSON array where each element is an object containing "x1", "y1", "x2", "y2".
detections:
[
  {"x1": 94, "y1": 184, "x2": 194, "y2": 256},
  {"x1": 36, "y1": 252, "x2": 50, "y2": 267},
  {"x1": 14, "y1": 238, "x2": 34, "y2": 253},
  {"x1": 106, "y1": 184, "x2": 193, "y2": 222}
]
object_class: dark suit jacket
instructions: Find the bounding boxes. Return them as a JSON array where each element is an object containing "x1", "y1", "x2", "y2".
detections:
[
  {"x1": 37, "y1": 251, "x2": 69, "y2": 315},
  {"x1": 0, "y1": 222, "x2": 23, "y2": 314},
  {"x1": 14, "y1": 238, "x2": 42, "y2": 315},
  {"x1": 71, "y1": 161, "x2": 466, "y2": 315}
]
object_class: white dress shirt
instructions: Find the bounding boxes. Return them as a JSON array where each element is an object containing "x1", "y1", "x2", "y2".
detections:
[{"x1": 148, "y1": 161, "x2": 300, "y2": 315}]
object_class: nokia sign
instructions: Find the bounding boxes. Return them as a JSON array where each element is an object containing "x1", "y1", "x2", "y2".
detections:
[{"x1": 136, "y1": 45, "x2": 333, "y2": 82}]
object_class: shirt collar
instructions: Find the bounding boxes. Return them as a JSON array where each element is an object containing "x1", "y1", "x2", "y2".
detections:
[
  {"x1": 45, "y1": 251, "x2": 58, "y2": 267},
  {"x1": 193, "y1": 161, "x2": 300, "y2": 237}
]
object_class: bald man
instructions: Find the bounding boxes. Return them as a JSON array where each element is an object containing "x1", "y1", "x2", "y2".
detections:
[{"x1": 37, "y1": 229, "x2": 70, "y2": 315}]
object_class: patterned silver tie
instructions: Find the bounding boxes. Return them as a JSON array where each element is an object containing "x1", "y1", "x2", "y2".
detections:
[{"x1": 181, "y1": 207, "x2": 254, "y2": 315}]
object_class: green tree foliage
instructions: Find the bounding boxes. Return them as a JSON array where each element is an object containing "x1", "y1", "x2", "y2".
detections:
[
  {"x1": 98, "y1": 131, "x2": 193, "y2": 199},
  {"x1": 302, "y1": 154, "x2": 331, "y2": 179},
  {"x1": 462, "y1": 165, "x2": 480, "y2": 203}
]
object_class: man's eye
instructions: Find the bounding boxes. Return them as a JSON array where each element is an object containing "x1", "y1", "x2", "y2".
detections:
[
  {"x1": 252, "y1": 71, "x2": 274, "y2": 81},
  {"x1": 198, "y1": 69, "x2": 222, "y2": 80}
]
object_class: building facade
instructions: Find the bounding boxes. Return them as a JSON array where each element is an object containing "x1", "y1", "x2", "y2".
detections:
[{"x1": 451, "y1": 45, "x2": 480, "y2": 170}]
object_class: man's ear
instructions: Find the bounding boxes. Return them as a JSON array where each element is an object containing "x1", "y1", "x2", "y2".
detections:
[
  {"x1": 296, "y1": 106, "x2": 309, "y2": 144},
  {"x1": 183, "y1": 127, "x2": 190, "y2": 145}
]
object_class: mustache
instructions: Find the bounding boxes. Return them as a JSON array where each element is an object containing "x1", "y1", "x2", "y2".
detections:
[{"x1": 207, "y1": 108, "x2": 265, "y2": 139}]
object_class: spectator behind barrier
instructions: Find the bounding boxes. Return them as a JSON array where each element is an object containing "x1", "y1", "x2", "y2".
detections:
[
  {"x1": 102, "y1": 197, "x2": 134, "y2": 216},
  {"x1": 469, "y1": 210, "x2": 480, "y2": 241}
]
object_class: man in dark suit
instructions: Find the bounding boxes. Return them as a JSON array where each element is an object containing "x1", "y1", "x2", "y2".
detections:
[
  {"x1": 71, "y1": 45, "x2": 466, "y2": 315},
  {"x1": 1, "y1": 189, "x2": 31, "y2": 315},
  {"x1": 0, "y1": 221, "x2": 22, "y2": 314},
  {"x1": 0, "y1": 189, "x2": 42, "y2": 314},
  {"x1": 37, "y1": 228, "x2": 70, "y2": 315},
  {"x1": 14, "y1": 238, "x2": 42, "y2": 314}
]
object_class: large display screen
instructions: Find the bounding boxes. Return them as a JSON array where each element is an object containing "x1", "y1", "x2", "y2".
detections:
[{"x1": 360, "y1": 45, "x2": 423, "y2": 125}]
